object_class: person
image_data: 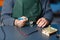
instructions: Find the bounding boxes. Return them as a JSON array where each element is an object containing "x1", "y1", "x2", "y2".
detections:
[{"x1": 1, "y1": 0, "x2": 53, "y2": 28}]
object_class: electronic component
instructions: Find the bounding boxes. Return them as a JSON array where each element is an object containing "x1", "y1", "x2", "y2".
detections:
[
  {"x1": 18, "y1": 16, "x2": 28, "y2": 21},
  {"x1": 42, "y1": 25, "x2": 58, "y2": 36}
]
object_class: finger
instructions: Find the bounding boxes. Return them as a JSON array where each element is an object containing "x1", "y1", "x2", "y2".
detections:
[
  {"x1": 42, "y1": 22, "x2": 47, "y2": 28},
  {"x1": 17, "y1": 21, "x2": 25, "y2": 26},
  {"x1": 18, "y1": 22, "x2": 25, "y2": 27},
  {"x1": 38, "y1": 20, "x2": 45, "y2": 27},
  {"x1": 36, "y1": 19, "x2": 42, "y2": 24},
  {"x1": 19, "y1": 20, "x2": 25, "y2": 23}
]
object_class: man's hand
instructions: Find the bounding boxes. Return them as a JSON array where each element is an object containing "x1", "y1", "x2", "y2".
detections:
[
  {"x1": 14, "y1": 16, "x2": 28, "y2": 28},
  {"x1": 14, "y1": 19, "x2": 27, "y2": 28},
  {"x1": 36, "y1": 17, "x2": 49, "y2": 28}
]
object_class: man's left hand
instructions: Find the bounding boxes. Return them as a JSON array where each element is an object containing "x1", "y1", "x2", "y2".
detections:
[{"x1": 36, "y1": 17, "x2": 49, "y2": 28}]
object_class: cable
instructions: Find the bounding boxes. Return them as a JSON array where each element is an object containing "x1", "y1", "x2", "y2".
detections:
[
  {"x1": 0, "y1": 22, "x2": 6, "y2": 40},
  {"x1": 0, "y1": 11, "x2": 6, "y2": 40},
  {"x1": 1, "y1": 26, "x2": 6, "y2": 40}
]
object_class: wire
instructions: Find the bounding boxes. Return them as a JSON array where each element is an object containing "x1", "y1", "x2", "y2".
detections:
[
  {"x1": 1, "y1": 26, "x2": 6, "y2": 40},
  {"x1": 0, "y1": 10, "x2": 6, "y2": 40}
]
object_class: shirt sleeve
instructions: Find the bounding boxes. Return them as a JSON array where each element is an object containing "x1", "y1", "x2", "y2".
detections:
[
  {"x1": 42, "y1": 0, "x2": 53, "y2": 22},
  {"x1": 1, "y1": 0, "x2": 15, "y2": 26}
]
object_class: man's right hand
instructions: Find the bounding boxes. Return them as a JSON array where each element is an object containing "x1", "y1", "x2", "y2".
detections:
[{"x1": 14, "y1": 19, "x2": 27, "y2": 28}]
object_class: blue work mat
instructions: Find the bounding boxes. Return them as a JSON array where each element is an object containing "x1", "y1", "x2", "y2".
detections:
[
  {"x1": 16, "y1": 25, "x2": 38, "y2": 36},
  {"x1": 0, "y1": 24, "x2": 60, "y2": 40}
]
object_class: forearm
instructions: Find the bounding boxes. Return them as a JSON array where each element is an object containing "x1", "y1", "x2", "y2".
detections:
[
  {"x1": 43, "y1": 10, "x2": 53, "y2": 23},
  {"x1": 1, "y1": 0, "x2": 15, "y2": 26},
  {"x1": 42, "y1": 0, "x2": 53, "y2": 23}
]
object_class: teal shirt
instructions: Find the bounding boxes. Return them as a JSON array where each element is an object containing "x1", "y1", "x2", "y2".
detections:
[{"x1": 12, "y1": 0, "x2": 41, "y2": 22}]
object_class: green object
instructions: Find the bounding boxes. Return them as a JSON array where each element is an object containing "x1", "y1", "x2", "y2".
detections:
[{"x1": 12, "y1": 0, "x2": 42, "y2": 22}]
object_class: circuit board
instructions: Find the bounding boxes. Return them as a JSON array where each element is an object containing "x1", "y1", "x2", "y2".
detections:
[{"x1": 42, "y1": 25, "x2": 58, "y2": 36}]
